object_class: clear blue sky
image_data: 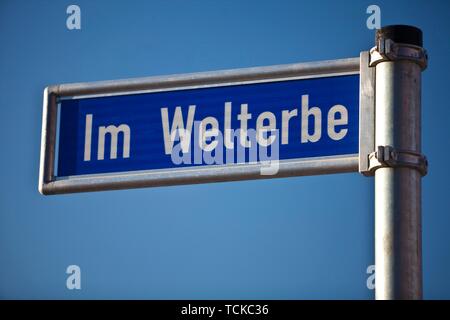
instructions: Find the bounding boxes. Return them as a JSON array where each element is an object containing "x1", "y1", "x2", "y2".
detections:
[{"x1": 0, "y1": 0, "x2": 449, "y2": 299}]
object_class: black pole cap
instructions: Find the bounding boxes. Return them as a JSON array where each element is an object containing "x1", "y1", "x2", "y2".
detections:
[{"x1": 376, "y1": 25, "x2": 423, "y2": 47}]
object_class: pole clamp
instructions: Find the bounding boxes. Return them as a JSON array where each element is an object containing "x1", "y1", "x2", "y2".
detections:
[
  {"x1": 368, "y1": 145, "x2": 428, "y2": 176},
  {"x1": 369, "y1": 37, "x2": 428, "y2": 70}
]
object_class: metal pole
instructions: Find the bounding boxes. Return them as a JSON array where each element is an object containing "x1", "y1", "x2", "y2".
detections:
[{"x1": 369, "y1": 25, "x2": 428, "y2": 299}]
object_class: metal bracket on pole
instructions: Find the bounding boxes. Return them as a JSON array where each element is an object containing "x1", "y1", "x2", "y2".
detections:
[
  {"x1": 368, "y1": 145, "x2": 428, "y2": 176},
  {"x1": 358, "y1": 51, "x2": 376, "y2": 177},
  {"x1": 369, "y1": 36, "x2": 428, "y2": 70},
  {"x1": 359, "y1": 29, "x2": 429, "y2": 177}
]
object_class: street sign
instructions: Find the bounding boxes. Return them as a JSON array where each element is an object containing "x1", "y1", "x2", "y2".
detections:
[
  {"x1": 38, "y1": 24, "x2": 429, "y2": 301},
  {"x1": 39, "y1": 55, "x2": 373, "y2": 194}
]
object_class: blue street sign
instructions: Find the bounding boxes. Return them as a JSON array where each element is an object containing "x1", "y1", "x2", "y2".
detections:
[
  {"x1": 39, "y1": 58, "x2": 366, "y2": 194},
  {"x1": 57, "y1": 75, "x2": 359, "y2": 177}
]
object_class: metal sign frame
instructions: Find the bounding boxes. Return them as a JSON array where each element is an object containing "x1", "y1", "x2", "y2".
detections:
[{"x1": 39, "y1": 52, "x2": 374, "y2": 195}]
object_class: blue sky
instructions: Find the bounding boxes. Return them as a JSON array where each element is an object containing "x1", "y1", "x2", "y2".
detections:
[{"x1": 0, "y1": 0, "x2": 449, "y2": 299}]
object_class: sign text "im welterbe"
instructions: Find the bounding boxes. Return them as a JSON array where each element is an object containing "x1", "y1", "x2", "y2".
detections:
[{"x1": 57, "y1": 75, "x2": 359, "y2": 177}]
